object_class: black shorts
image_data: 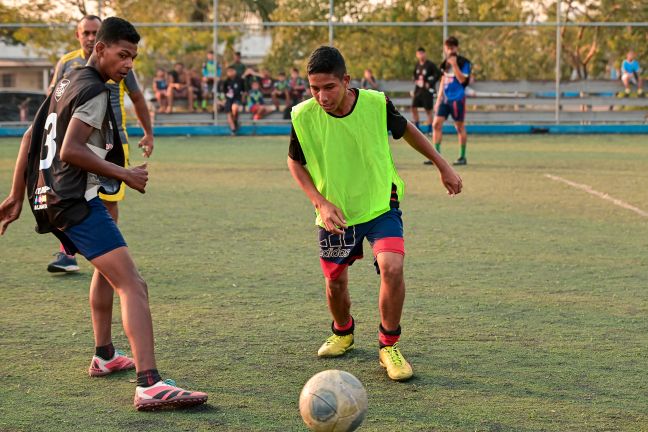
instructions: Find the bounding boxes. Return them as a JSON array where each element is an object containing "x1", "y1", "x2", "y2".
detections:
[
  {"x1": 225, "y1": 99, "x2": 242, "y2": 113},
  {"x1": 412, "y1": 89, "x2": 435, "y2": 110}
]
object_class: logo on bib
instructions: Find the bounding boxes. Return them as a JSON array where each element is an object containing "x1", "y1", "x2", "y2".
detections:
[{"x1": 54, "y1": 79, "x2": 70, "y2": 102}]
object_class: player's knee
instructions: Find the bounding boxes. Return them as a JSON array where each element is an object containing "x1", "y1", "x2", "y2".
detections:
[
  {"x1": 433, "y1": 120, "x2": 443, "y2": 131},
  {"x1": 326, "y1": 272, "x2": 348, "y2": 290},
  {"x1": 380, "y1": 260, "x2": 404, "y2": 283}
]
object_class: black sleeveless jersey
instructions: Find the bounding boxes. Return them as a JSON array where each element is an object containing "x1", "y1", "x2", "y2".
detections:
[{"x1": 26, "y1": 66, "x2": 124, "y2": 233}]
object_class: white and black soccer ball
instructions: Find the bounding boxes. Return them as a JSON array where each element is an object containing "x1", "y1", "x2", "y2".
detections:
[{"x1": 299, "y1": 369, "x2": 368, "y2": 432}]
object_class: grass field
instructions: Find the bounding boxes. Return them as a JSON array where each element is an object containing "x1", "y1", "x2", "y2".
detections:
[{"x1": 1, "y1": 134, "x2": 647, "y2": 432}]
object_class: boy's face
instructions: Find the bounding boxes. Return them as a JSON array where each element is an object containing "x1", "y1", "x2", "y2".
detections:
[
  {"x1": 444, "y1": 44, "x2": 458, "y2": 57},
  {"x1": 95, "y1": 39, "x2": 138, "y2": 83},
  {"x1": 308, "y1": 72, "x2": 349, "y2": 113},
  {"x1": 416, "y1": 50, "x2": 426, "y2": 62},
  {"x1": 627, "y1": 51, "x2": 635, "y2": 61},
  {"x1": 76, "y1": 18, "x2": 101, "y2": 58},
  {"x1": 226, "y1": 68, "x2": 236, "y2": 78},
  {"x1": 252, "y1": 82, "x2": 260, "y2": 90}
]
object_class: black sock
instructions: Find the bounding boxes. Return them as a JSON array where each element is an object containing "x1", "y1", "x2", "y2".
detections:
[
  {"x1": 378, "y1": 324, "x2": 401, "y2": 348},
  {"x1": 331, "y1": 316, "x2": 355, "y2": 336},
  {"x1": 137, "y1": 369, "x2": 162, "y2": 387},
  {"x1": 95, "y1": 342, "x2": 115, "y2": 361}
]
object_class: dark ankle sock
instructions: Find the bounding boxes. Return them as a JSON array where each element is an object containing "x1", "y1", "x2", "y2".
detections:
[
  {"x1": 136, "y1": 369, "x2": 162, "y2": 387},
  {"x1": 378, "y1": 324, "x2": 401, "y2": 348},
  {"x1": 331, "y1": 316, "x2": 355, "y2": 336},
  {"x1": 95, "y1": 342, "x2": 115, "y2": 361}
]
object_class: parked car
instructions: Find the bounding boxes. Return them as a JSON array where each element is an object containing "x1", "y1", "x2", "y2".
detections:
[{"x1": 0, "y1": 89, "x2": 46, "y2": 122}]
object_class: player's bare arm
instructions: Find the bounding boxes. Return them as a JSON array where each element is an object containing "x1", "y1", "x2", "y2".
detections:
[
  {"x1": 0, "y1": 126, "x2": 33, "y2": 234},
  {"x1": 128, "y1": 89, "x2": 154, "y2": 157},
  {"x1": 402, "y1": 122, "x2": 463, "y2": 195},
  {"x1": 448, "y1": 56, "x2": 467, "y2": 84},
  {"x1": 287, "y1": 157, "x2": 347, "y2": 234},
  {"x1": 60, "y1": 117, "x2": 148, "y2": 193},
  {"x1": 435, "y1": 76, "x2": 445, "y2": 109}
]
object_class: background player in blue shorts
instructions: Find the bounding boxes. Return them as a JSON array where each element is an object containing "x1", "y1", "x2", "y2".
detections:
[{"x1": 427, "y1": 36, "x2": 472, "y2": 166}]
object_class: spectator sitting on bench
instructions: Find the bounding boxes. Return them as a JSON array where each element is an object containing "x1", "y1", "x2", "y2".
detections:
[
  {"x1": 621, "y1": 49, "x2": 644, "y2": 97},
  {"x1": 247, "y1": 80, "x2": 268, "y2": 121},
  {"x1": 361, "y1": 68, "x2": 379, "y2": 90},
  {"x1": 188, "y1": 67, "x2": 204, "y2": 111},
  {"x1": 272, "y1": 71, "x2": 289, "y2": 112},
  {"x1": 166, "y1": 62, "x2": 195, "y2": 113},
  {"x1": 153, "y1": 68, "x2": 169, "y2": 113},
  {"x1": 285, "y1": 67, "x2": 307, "y2": 118},
  {"x1": 258, "y1": 69, "x2": 275, "y2": 101},
  {"x1": 201, "y1": 50, "x2": 220, "y2": 110},
  {"x1": 219, "y1": 66, "x2": 246, "y2": 135}
]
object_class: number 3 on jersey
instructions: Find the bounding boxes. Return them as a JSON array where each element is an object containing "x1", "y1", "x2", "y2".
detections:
[{"x1": 40, "y1": 112, "x2": 57, "y2": 170}]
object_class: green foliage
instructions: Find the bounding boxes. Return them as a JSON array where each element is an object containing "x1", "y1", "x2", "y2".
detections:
[{"x1": 0, "y1": 0, "x2": 646, "y2": 84}]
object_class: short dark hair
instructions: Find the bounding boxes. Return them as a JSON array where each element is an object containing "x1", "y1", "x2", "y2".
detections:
[
  {"x1": 307, "y1": 45, "x2": 346, "y2": 79},
  {"x1": 235, "y1": 51, "x2": 241, "y2": 56},
  {"x1": 80, "y1": 15, "x2": 102, "y2": 24},
  {"x1": 444, "y1": 36, "x2": 459, "y2": 47},
  {"x1": 417, "y1": 47, "x2": 426, "y2": 52},
  {"x1": 96, "y1": 17, "x2": 140, "y2": 45}
]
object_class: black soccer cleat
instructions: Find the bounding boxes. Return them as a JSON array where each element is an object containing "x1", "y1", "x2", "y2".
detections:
[{"x1": 453, "y1": 157, "x2": 467, "y2": 166}]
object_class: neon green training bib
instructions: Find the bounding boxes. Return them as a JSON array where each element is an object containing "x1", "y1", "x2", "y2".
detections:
[{"x1": 291, "y1": 89, "x2": 405, "y2": 227}]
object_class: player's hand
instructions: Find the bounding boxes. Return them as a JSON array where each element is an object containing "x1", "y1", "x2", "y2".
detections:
[
  {"x1": 440, "y1": 167, "x2": 463, "y2": 196},
  {"x1": 124, "y1": 163, "x2": 148, "y2": 194},
  {"x1": 0, "y1": 195, "x2": 23, "y2": 235},
  {"x1": 447, "y1": 55, "x2": 458, "y2": 67},
  {"x1": 138, "y1": 134, "x2": 154, "y2": 158},
  {"x1": 318, "y1": 200, "x2": 347, "y2": 234}
]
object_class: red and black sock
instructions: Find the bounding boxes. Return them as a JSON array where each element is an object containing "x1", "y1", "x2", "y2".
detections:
[
  {"x1": 378, "y1": 324, "x2": 401, "y2": 348},
  {"x1": 331, "y1": 316, "x2": 354, "y2": 336},
  {"x1": 95, "y1": 342, "x2": 115, "y2": 361},
  {"x1": 136, "y1": 369, "x2": 162, "y2": 388}
]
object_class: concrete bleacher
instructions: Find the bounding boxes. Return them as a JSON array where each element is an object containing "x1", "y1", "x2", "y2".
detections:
[{"x1": 151, "y1": 79, "x2": 648, "y2": 126}]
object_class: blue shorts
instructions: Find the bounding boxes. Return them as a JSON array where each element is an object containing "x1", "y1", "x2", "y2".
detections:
[
  {"x1": 318, "y1": 208, "x2": 405, "y2": 280},
  {"x1": 436, "y1": 98, "x2": 466, "y2": 122},
  {"x1": 53, "y1": 197, "x2": 127, "y2": 261}
]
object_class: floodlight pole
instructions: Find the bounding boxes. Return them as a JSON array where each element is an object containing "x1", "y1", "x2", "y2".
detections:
[
  {"x1": 443, "y1": 0, "x2": 448, "y2": 42},
  {"x1": 97, "y1": 0, "x2": 102, "y2": 17},
  {"x1": 213, "y1": 0, "x2": 219, "y2": 126},
  {"x1": 555, "y1": 0, "x2": 561, "y2": 124},
  {"x1": 329, "y1": 0, "x2": 334, "y2": 46}
]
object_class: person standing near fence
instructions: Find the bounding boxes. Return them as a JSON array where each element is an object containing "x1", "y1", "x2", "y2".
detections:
[
  {"x1": 411, "y1": 47, "x2": 441, "y2": 134},
  {"x1": 46, "y1": 14, "x2": 154, "y2": 273},
  {"x1": 427, "y1": 37, "x2": 471, "y2": 166}
]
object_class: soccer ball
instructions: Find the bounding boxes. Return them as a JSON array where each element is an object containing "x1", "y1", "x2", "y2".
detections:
[{"x1": 299, "y1": 369, "x2": 368, "y2": 432}]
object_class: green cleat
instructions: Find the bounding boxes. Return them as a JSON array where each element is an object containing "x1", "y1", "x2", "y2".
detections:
[
  {"x1": 379, "y1": 343, "x2": 413, "y2": 381},
  {"x1": 317, "y1": 333, "x2": 354, "y2": 357}
]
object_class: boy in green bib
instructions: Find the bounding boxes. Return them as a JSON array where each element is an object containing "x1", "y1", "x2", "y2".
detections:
[{"x1": 288, "y1": 46, "x2": 463, "y2": 381}]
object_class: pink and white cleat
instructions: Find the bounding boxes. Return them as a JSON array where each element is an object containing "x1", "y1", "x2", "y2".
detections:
[
  {"x1": 134, "y1": 379, "x2": 208, "y2": 411},
  {"x1": 88, "y1": 351, "x2": 135, "y2": 377}
]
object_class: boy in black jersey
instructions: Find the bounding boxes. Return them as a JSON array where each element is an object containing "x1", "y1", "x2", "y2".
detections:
[
  {"x1": 411, "y1": 47, "x2": 441, "y2": 134},
  {"x1": 0, "y1": 17, "x2": 206, "y2": 411},
  {"x1": 219, "y1": 66, "x2": 246, "y2": 135}
]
